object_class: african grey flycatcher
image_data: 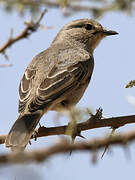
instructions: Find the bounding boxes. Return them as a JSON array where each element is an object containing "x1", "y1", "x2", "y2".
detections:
[{"x1": 5, "y1": 19, "x2": 118, "y2": 152}]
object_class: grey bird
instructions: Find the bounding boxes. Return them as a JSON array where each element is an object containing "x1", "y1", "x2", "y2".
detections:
[{"x1": 5, "y1": 19, "x2": 118, "y2": 152}]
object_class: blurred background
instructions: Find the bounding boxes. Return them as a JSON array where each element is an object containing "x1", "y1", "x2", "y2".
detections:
[{"x1": 0, "y1": 0, "x2": 135, "y2": 179}]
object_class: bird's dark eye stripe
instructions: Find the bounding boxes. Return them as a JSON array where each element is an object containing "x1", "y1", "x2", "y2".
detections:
[{"x1": 67, "y1": 24, "x2": 93, "y2": 30}]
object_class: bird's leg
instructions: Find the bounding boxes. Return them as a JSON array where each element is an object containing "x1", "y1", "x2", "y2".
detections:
[
  {"x1": 66, "y1": 108, "x2": 86, "y2": 155},
  {"x1": 66, "y1": 108, "x2": 78, "y2": 140}
]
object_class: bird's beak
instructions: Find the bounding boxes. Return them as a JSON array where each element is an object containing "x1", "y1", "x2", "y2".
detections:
[{"x1": 102, "y1": 30, "x2": 118, "y2": 36}]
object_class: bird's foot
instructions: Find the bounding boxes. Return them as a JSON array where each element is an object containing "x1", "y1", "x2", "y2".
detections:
[{"x1": 31, "y1": 130, "x2": 39, "y2": 141}]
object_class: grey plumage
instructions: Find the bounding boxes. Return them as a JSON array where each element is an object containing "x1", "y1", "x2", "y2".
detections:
[{"x1": 5, "y1": 19, "x2": 118, "y2": 151}]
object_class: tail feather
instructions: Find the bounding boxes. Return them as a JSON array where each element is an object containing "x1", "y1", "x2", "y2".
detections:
[{"x1": 5, "y1": 112, "x2": 42, "y2": 152}]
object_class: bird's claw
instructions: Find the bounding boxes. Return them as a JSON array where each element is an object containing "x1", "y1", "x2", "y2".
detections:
[{"x1": 31, "y1": 130, "x2": 38, "y2": 141}]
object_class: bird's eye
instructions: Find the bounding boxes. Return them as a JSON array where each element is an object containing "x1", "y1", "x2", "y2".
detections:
[{"x1": 85, "y1": 24, "x2": 92, "y2": 30}]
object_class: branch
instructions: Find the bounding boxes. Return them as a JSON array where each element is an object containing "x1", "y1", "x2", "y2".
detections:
[
  {"x1": 0, "y1": 9, "x2": 47, "y2": 56},
  {"x1": 0, "y1": 64, "x2": 13, "y2": 68},
  {"x1": 126, "y1": 80, "x2": 135, "y2": 88},
  {"x1": 1, "y1": 113, "x2": 135, "y2": 145},
  {"x1": 0, "y1": 0, "x2": 133, "y2": 18},
  {"x1": 0, "y1": 0, "x2": 106, "y2": 11},
  {"x1": 0, "y1": 129, "x2": 135, "y2": 165}
]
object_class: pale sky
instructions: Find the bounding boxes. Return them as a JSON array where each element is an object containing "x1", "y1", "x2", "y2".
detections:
[{"x1": 0, "y1": 6, "x2": 135, "y2": 180}]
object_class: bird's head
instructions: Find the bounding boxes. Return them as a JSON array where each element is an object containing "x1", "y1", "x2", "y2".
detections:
[{"x1": 52, "y1": 19, "x2": 118, "y2": 53}]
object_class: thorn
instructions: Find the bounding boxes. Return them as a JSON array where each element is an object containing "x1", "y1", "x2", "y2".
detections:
[
  {"x1": 101, "y1": 145, "x2": 108, "y2": 159},
  {"x1": 3, "y1": 51, "x2": 9, "y2": 60},
  {"x1": 95, "y1": 107, "x2": 103, "y2": 119},
  {"x1": 86, "y1": 108, "x2": 93, "y2": 116},
  {"x1": 39, "y1": 122, "x2": 41, "y2": 128},
  {"x1": 101, "y1": 128, "x2": 116, "y2": 159},
  {"x1": 78, "y1": 134, "x2": 86, "y2": 139},
  {"x1": 10, "y1": 28, "x2": 13, "y2": 39},
  {"x1": 37, "y1": 9, "x2": 47, "y2": 23},
  {"x1": 29, "y1": 140, "x2": 32, "y2": 145},
  {"x1": 69, "y1": 149, "x2": 73, "y2": 156},
  {"x1": 69, "y1": 137, "x2": 75, "y2": 156}
]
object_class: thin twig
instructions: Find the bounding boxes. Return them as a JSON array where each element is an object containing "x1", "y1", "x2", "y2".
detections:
[
  {"x1": 101, "y1": 128, "x2": 116, "y2": 158},
  {"x1": 0, "y1": 64, "x2": 13, "y2": 68},
  {"x1": 0, "y1": 9, "x2": 47, "y2": 55}
]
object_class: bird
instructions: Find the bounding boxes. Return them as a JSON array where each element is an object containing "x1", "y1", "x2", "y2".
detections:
[{"x1": 5, "y1": 19, "x2": 118, "y2": 152}]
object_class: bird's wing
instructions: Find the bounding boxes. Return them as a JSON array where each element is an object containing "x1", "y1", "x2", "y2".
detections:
[
  {"x1": 18, "y1": 67, "x2": 36, "y2": 113},
  {"x1": 28, "y1": 58, "x2": 92, "y2": 112},
  {"x1": 19, "y1": 49, "x2": 92, "y2": 113}
]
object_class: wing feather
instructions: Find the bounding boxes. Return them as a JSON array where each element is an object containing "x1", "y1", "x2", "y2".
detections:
[
  {"x1": 18, "y1": 48, "x2": 91, "y2": 113},
  {"x1": 28, "y1": 62, "x2": 87, "y2": 112},
  {"x1": 19, "y1": 68, "x2": 36, "y2": 113}
]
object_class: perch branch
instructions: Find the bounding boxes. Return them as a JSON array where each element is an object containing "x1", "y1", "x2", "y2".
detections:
[{"x1": 1, "y1": 114, "x2": 135, "y2": 144}]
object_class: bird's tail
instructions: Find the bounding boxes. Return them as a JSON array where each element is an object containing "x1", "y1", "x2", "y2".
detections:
[{"x1": 5, "y1": 111, "x2": 42, "y2": 152}]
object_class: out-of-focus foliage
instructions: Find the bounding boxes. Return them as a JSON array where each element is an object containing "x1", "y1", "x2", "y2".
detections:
[{"x1": 0, "y1": 0, "x2": 135, "y2": 19}]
